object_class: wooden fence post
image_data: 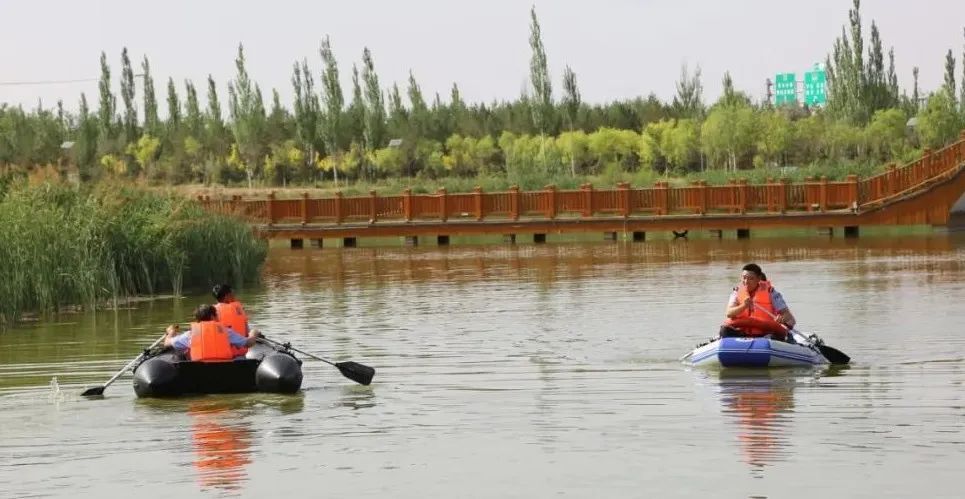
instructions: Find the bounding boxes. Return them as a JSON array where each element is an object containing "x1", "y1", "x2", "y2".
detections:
[
  {"x1": 510, "y1": 185, "x2": 520, "y2": 221},
  {"x1": 656, "y1": 181, "x2": 669, "y2": 215},
  {"x1": 778, "y1": 178, "x2": 787, "y2": 214},
  {"x1": 267, "y1": 191, "x2": 276, "y2": 226},
  {"x1": 473, "y1": 186, "x2": 483, "y2": 221},
  {"x1": 369, "y1": 190, "x2": 378, "y2": 223},
  {"x1": 819, "y1": 176, "x2": 828, "y2": 212},
  {"x1": 738, "y1": 179, "x2": 748, "y2": 214},
  {"x1": 438, "y1": 187, "x2": 448, "y2": 222},
  {"x1": 334, "y1": 191, "x2": 344, "y2": 224},
  {"x1": 301, "y1": 192, "x2": 309, "y2": 225},
  {"x1": 403, "y1": 188, "x2": 413, "y2": 222},
  {"x1": 546, "y1": 184, "x2": 557, "y2": 219},
  {"x1": 847, "y1": 174, "x2": 859, "y2": 210},
  {"x1": 582, "y1": 183, "x2": 593, "y2": 218},
  {"x1": 618, "y1": 182, "x2": 630, "y2": 218}
]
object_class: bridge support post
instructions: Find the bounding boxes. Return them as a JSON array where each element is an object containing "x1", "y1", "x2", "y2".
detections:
[
  {"x1": 709, "y1": 229, "x2": 723, "y2": 239},
  {"x1": 844, "y1": 226, "x2": 860, "y2": 238},
  {"x1": 604, "y1": 231, "x2": 618, "y2": 241},
  {"x1": 342, "y1": 237, "x2": 357, "y2": 248},
  {"x1": 310, "y1": 239, "x2": 323, "y2": 248},
  {"x1": 818, "y1": 227, "x2": 834, "y2": 237},
  {"x1": 503, "y1": 234, "x2": 517, "y2": 245},
  {"x1": 534, "y1": 233, "x2": 547, "y2": 244},
  {"x1": 632, "y1": 231, "x2": 646, "y2": 242},
  {"x1": 437, "y1": 235, "x2": 450, "y2": 246},
  {"x1": 736, "y1": 228, "x2": 751, "y2": 239},
  {"x1": 404, "y1": 236, "x2": 419, "y2": 246},
  {"x1": 290, "y1": 239, "x2": 304, "y2": 249}
]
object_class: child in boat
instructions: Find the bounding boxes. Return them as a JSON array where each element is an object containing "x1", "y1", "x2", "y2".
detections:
[{"x1": 164, "y1": 304, "x2": 259, "y2": 361}]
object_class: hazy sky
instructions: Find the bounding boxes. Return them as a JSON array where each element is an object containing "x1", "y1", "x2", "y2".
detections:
[{"x1": 2, "y1": 0, "x2": 964, "y2": 113}]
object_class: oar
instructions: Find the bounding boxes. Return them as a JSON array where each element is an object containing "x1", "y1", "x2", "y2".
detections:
[
  {"x1": 749, "y1": 304, "x2": 851, "y2": 366},
  {"x1": 258, "y1": 336, "x2": 375, "y2": 386},
  {"x1": 789, "y1": 329, "x2": 851, "y2": 365},
  {"x1": 81, "y1": 334, "x2": 166, "y2": 396}
]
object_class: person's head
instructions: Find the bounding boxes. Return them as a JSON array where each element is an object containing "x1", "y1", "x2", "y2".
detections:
[
  {"x1": 195, "y1": 304, "x2": 218, "y2": 322},
  {"x1": 740, "y1": 263, "x2": 767, "y2": 290},
  {"x1": 212, "y1": 284, "x2": 234, "y2": 303}
]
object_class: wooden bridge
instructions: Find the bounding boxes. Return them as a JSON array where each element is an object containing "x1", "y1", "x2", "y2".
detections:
[{"x1": 199, "y1": 131, "x2": 965, "y2": 247}]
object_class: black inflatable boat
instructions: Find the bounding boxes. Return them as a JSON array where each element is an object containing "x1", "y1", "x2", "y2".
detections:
[{"x1": 132, "y1": 342, "x2": 303, "y2": 398}]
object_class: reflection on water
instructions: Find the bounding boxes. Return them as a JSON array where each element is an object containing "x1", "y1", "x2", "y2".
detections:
[
  {"x1": 712, "y1": 370, "x2": 799, "y2": 473},
  {"x1": 136, "y1": 394, "x2": 304, "y2": 494}
]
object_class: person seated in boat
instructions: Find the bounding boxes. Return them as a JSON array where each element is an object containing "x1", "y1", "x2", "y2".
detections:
[
  {"x1": 164, "y1": 304, "x2": 260, "y2": 361},
  {"x1": 213, "y1": 283, "x2": 255, "y2": 356},
  {"x1": 720, "y1": 263, "x2": 796, "y2": 340}
]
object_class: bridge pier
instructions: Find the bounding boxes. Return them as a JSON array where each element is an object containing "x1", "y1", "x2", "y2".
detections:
[
  {"x1": 604, "y1": 231, "x2": 618, "y2": 241},
  {"x1": 343, "y1": 237, "x2": 357, "y2": 248},
  {"x1": 290, "y1": 238, "x2": 304, "y2": 249},
  {"x1": 310, "y1": 238, "x2": 323, "y2": 248},
  {"x1": 404, "y1": 236, "x2": 419, "y2": 246},
  {"x1": 534, "y1": 233, "x2": 547, "y2": 244},
  {"x1": 709, "y1": 229, "x2": 723, "y2": 239},
  {"x1": 437, "y1": 235, "x2": 450, "y2": 246},
  {"x1": 818, "y1": 227, "x2": 834, "y2": 237},
  {"x1": 503, "y1": 234, "x2": 517, "y2": 245},
  {"x1": 736, "y1": 228, "x2": 751, "y2": 239},
  {"x1": 672, "y1": 230, "x2": 689, "y2": 239},
  {"x1": 844, "y1": 226, "x2": 860, "y2": 238},
  {"x1": 632, "y1": 231, "x2": 646, "y2": 242}
]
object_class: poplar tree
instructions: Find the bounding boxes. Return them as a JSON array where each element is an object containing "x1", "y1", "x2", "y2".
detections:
[
  {"x1": 120, "y1": 47, "x2": 138, "y2": 144},
  {"x1": 319, "y1": 35, "x2": 344, "y2": 184},
  {"x1": 184, "y1": 80, "x2": 203, "y2": 139},
  {"x1": 361, "y1": 47, "x2": 387, "y2": 151},
  {"x1": 943, "y1": 49, "x2": 957, "y2": 106},
  {"x1": 142, "y1": 56, "x2": 159, "y2": 134},
  {"x1": 97, "y1": 51, "x2": 116, "y2": 143},
  {"x1": 227, "y1": 44, "x2": 267, "y2": 187},
  {"x1": 528, "y1": 6, "x2": 554, "y2": 137},
  {"x1": 561, "y1": 65, "x2": 580, "y2": 131},
  {"x1": 292, "y1": 59, "x2": 321, "y2": 173},
  {"x1": 166, "y1": 77, "x2": 181, "y2": 130}
]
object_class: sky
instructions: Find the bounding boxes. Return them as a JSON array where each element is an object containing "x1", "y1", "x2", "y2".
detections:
[{"x1": 1, "y1": 0, "x2": 964, "y2": 114}]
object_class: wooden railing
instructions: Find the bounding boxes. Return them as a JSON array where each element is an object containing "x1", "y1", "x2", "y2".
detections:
[{"x1": 198, "y1": 131, "x2": 965, "y2": 226}]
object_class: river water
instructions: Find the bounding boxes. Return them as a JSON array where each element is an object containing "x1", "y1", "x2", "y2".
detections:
[{"x1": 1, "y1": 232, "x2": 963, "y2": 498}]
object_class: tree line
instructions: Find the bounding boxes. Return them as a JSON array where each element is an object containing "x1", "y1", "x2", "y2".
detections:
[{"x1": 1, "y1": 1, "x2": 964, "y2": 190}]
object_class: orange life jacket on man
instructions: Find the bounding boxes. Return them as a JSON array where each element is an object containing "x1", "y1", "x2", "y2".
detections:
[
  {"x1": 189, "y1": 321, "x2": 235, "y2": 362},
  {"x1": 215, "y1": 301, "x2": 249, "y2": 357},
  {"x1": 723, "y1": 280, "x2": 787, "y2": 338}
]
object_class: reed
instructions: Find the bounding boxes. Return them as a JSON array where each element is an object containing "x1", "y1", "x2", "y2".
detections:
[{"x1": 0, "y1": 180, "x2": 267, "y2": 327}]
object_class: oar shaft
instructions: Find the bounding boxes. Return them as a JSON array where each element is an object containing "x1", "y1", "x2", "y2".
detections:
[
  {"x1": 258, "y1": 337, "x2": 336, "y2": 367},
  {"x1": 100, "y1": 335, "x2": 165, "y2": 388}
]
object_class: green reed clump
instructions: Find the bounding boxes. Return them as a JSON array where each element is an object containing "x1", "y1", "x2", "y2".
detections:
[{"x1": 0, "y1": 180, "x2": 267, "y2": 326}]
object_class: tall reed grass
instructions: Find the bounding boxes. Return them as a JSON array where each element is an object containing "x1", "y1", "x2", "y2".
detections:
[{"x1": 0, "y1": 179, "x2": 267, "y2": 327}]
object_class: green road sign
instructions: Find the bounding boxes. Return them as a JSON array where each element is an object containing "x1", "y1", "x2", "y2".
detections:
[
  {"x1": 804, "y1": 69, "x2": 826, "y2": 106},
  {"x1": 774, "y1": 73, "x2": 797, "y2": 105}
]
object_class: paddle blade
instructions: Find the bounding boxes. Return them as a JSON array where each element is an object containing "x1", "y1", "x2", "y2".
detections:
[
  {"x1": 336, "y1": 361, "x2": 375, "y2": 386},
  {"x1": 81, "y1": 386, "x2": 105, "y2": 397},
  {"x1": 819, "y1": 345, "x2": 850, "y2": 365}
]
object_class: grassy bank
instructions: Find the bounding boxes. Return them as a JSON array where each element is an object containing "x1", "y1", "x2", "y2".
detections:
[
  {"x1": 180, "y1": 158, "x2": 893, "y2": 199},
  {"x1": 0, "y1": 177, "x2": 267, "y2": 327}
]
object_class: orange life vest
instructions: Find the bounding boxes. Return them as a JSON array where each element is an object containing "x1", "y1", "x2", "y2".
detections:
[
  {"x1": 215, "y1": 301, "x2": 250, "y2": 357},
  {"x1": 215, "y1": 301, "x2": 249, "y2": 336},
  {"x1": 723, "y1": 281, "x2": 788, "y2": 339},
  {"x1": 189, "y1": 321, "x2": 235, "y2": 362}
]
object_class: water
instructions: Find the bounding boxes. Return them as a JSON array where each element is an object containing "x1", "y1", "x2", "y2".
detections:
[{"x1": 1, "y1": 233, "x2": 963, "y2": 498}]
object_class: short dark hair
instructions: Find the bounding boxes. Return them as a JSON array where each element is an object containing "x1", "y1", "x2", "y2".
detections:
[
  {"x1": 212, "y1": 284, "x2": 233, "y2": 301},
  {"x1": 195, "y1": 304, "x2": 218, "y2": 321},
  {"x1": 741, "y1": 263, "x2": 767, "y2": 281}
]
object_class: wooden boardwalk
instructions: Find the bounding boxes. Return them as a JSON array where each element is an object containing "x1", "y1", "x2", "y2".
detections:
[{"x1": 199, "y1": 132, "x2": 965, "y2": 245}]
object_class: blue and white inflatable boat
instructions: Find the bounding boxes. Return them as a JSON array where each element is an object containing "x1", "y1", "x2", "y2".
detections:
[{"x1": 683, "y1": 336, "x2": 829, "y2": 368}]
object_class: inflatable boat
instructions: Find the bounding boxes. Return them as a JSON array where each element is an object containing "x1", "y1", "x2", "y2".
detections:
[
  {"x1": 132, "y1": 342, "x2": 303, "y2": 398},
  {"x1": 683, "y1": 336, "x2": 829, "y2": 368}
]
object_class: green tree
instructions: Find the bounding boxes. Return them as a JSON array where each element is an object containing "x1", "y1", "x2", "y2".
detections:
[
  {"x1": 361, "y1": 48, "x2": 387, "y2": 151},
  {"x1": 184, "y1": 80, "x2": 203, "y2": 139},
  {"x1": 120, "y1": 47, "x2": 138, "y2": 144},
  {"x1": 227, "y1": 44, "x2": 267, "y2": 187},
  {"x1": 142, "y1": 56, "x2": 159, "y2": 135},
  {"x1": 97, "y1": 51, "x2": 117, "y2": 146},
  {"x1": 319, "y1": 35, "x2": 345, "y2": 184},
  {"x1": 291, "y1": 59, "x2": 321, "y2": 180},
  {"x1": 166, "y1": 77, "x2": 181, "y2": 131},
  {"x1": 75, "y1": 93, "x2": 99, "y2": 177},
  {"x1": 865, "y1": 108, "x2": 907, "y2": 161},
  {"x1": 917, "y1": 92, "x2": 960, "y2": 148},
  {"x1": 672, "y1": 64, "x2": 704, "y2": 119},
  {"x1": 528, "y1": 6, "x2": 554, "y2": 137},
  {"x1": 943, "y1": 49, "x2": 957, "y2": 106},
  {"x1": 755, "y1": 110, "x2": 792, "y2": 167}
]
